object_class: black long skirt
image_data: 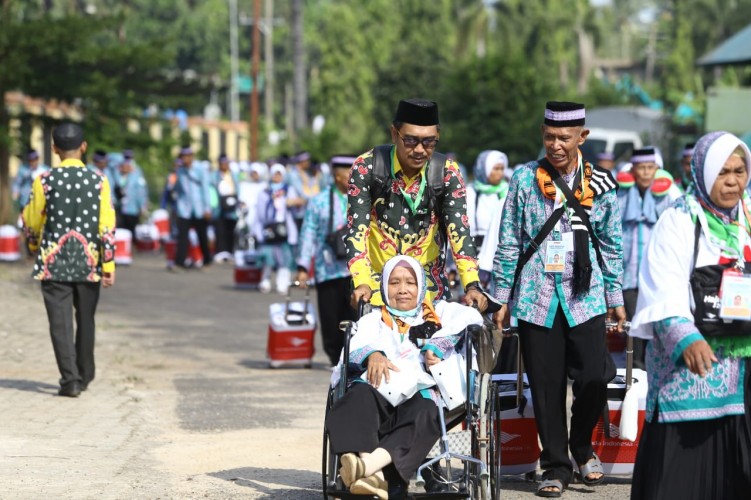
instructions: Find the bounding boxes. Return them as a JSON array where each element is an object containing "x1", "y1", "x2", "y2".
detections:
[
  {"x1": 325, "y1": 382, "x2": 441, "y2": 483},
  {"x1": 631, "y1": 360, "x2": 751, "y2": 500}
]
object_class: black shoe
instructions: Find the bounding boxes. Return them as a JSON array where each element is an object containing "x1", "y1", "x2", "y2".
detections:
[
  {"x1": 58, "y1": 382, "x2": 81, "y2": 398},
  {"x1": 423, "y1": 463, "x2": 449, "y2": 493},
  {"x1": 383, "y1": 465, "x2": 408, "y2": 499},
  {"x1": 80, "y1": 380, "x2": 90, "y2": 391}
]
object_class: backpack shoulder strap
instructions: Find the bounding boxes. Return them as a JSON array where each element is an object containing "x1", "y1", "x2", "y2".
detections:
[
  {"x1": 372, "y1": 145, "x2": 392, "y2": 181},
  {"x1": 427, "y1": 152, "x2": 447, "y2": 196}
]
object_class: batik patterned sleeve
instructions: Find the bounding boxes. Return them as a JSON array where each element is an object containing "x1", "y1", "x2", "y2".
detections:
[
  {"x1": 442, "y1": 159, "x2": 480, "y2": 287},
  {"x1": 653, "y1": 316, "x2": 704, "y2": 364},
  {"x1": 345, "y1": 152, "x2": 375, "y2": 290},
  {"x1": 492, "y1": 168, "x2": 525, "y2": 303},
  {"x1": 98, "y1": 176, "x2": 117, "y2": 273},
  {"x1": 591, "y1": 189, "x2": 624, "y2": 307},
  {"x1": 422, "y1": 335, "x2": 461, "y2": 359},
  {"x1": 296, "y1": 196, "x2": 319, "y2": 270},
  {"x1": 21, "y1": 176, "x2": 47, "y2": 252}
]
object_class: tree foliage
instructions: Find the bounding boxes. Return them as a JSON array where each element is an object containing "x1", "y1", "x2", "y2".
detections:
[{"x1": 4, "y1": 0, "x2": 751, "y2": 221}]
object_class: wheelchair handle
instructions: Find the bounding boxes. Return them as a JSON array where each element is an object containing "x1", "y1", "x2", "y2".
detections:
[{"x1": 606, "y1": 320, "x2": 631, "y2": 332}]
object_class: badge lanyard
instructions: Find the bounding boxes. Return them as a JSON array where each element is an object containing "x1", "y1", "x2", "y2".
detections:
[
  {"x1": 551, "y1": 154, "x2": 584, "y2": 237},
  {"x1": 391, "y1": 146, "x2": 426, "y2": 216}
]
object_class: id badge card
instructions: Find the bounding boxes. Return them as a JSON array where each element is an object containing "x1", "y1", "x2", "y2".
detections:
[
  {"x1": 719, "y1": 270, "x2": 751, "y2": 320},
  {"x1": 545, "y1": 240, "x2": 566, "y2": 273}
]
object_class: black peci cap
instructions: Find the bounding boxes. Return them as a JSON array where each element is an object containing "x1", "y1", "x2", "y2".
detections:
[
  {"x1": 394, "y1": 98, "x2": 439, "y2": 126},
  {"x1": 52, "y1": 122, "x2": 84, "y2": 150}
]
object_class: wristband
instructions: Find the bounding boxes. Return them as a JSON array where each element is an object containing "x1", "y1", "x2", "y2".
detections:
[{"x1": 464, "y1": 281, "x2": 481, "y2": 293}]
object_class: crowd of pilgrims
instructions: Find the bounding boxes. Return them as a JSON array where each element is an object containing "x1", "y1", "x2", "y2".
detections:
[
  {"x1": 10, "y1": 137, "x2": 726, "y2": 302},
  {"x1": 11, "y1": 111, "x2": 751, "y2": 498}
]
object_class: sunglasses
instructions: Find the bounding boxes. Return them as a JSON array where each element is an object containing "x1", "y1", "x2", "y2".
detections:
[{"x1": 396, "y1": 130, "x2": 438, "y2": 150}]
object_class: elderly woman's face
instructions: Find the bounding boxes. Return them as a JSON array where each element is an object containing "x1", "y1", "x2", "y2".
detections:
[
  {"x1": 710, "y1": 154, "x2": 748, "y2": 209},
  {"x1": 387, "y1": 265, "x2": 419, "y2": 311}
]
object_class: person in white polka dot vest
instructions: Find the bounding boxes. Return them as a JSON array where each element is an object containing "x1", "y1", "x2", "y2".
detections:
[{"x1": 22, "y1": 122, "x2": 117, "y2": 398}]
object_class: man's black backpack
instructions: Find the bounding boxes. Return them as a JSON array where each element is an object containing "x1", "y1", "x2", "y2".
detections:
[{"x1": 370, "y1": 145, "x2": 447, "y2": 225}]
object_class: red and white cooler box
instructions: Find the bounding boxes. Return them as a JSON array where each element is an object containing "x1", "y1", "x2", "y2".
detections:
[
  {"x1": 491, "y1": 373, "x2": 541, "y2": 475},
  {"x1": 234, "y1": 250, "x2": 262, "y2": 288},
  {"x1": 590, "y1": 368, "x2": 648, "y2": 475},
  {"x1": 164, "y1": 229, "x2": 204, "y2": 267},
  {"x1": 267, "y1": 287, "x2": 316, "y2": 368},
  {"x1": 0, "y1": 225, "x2": 21, "y2": 261},
  {"x1": 114, "y1": 228, "x2": 133, "y2": 265},
  {"x1": 134, "y1": 223, "x2": 161, "y2": 252},
  {"x1": 150, "y1": 209, "x2": 171, "y2": 241}
]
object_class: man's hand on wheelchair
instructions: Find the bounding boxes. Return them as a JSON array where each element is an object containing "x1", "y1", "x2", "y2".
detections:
[
  {"x1": 464, "y1": 288, "x2": 488, "y2": 312},
  {"x1": 493, "y1": 304, "x2": 511, "y2": 330},
  {"x1": 351, "y1": 284, "x2": 372, "y2": 309},
  {"x1": 366, "y1": 352, "x2": 399, "y2": 388}
]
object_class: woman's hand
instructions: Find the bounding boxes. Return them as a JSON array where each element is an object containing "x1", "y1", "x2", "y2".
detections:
[
  {"x1": 682, "y1": 340, "x2": 718, "y2": 377},
  {"x1": 366, "y1": 352, "x2": 399, "y2": 387},
  {"x1": 424, "y1": 350, "x2": 442, "y2": 367}
]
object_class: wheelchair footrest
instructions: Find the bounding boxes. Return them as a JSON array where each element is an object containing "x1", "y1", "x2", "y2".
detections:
[
  {"x1": 426, "y1": 429, "x2": 472, "y2": 458},
  {"x1": 408, "y1": 492, "x2": 470, "y2": 499}
]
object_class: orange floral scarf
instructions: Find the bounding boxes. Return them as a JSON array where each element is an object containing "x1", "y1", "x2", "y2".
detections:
[{"x1": 535, "y1": 155, "x2": 595, "y2": 209}]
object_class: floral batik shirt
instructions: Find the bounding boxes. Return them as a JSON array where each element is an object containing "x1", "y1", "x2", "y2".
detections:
[
  {"x1": 493, "y1": 161, "x2": 624, "y2": 327},
  {"x1": 345, "y1": 147, "x2": 479, "y2": 305}
]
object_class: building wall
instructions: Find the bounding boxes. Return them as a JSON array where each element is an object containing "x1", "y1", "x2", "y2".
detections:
[{"x1": 5, "y1": 92, "x2": 250, "y2": 178}]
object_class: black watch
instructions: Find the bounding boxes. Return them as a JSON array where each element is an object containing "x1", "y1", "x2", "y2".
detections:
[{"x1": 464, "y1": 281, "x2": 482, "y2": 293}]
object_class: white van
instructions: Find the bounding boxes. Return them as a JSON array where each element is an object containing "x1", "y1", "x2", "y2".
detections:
[
  {"x1": 538, "y1": 128, "x2": 643, "y2": 166},
  {"x1": 579, "y1": 128, "x2": 643, "y2": 166}
]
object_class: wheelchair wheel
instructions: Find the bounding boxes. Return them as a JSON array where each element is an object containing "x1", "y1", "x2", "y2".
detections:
[
  {"x1": 488, "y1": 381, "x2": 502, "y2": 500},
  {"x1": 321, "y1": 391, "x2": 339, "y2": 499}
]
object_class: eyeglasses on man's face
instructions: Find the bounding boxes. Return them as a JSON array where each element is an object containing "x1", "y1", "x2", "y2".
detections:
[{"x1": 396, "y1": 130, "x2": 439, "y2": 150}]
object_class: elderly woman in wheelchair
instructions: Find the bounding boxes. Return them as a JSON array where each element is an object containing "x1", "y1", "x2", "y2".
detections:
[{"x1": 325, "y1": 255, "x2": 484, "y2": 498}]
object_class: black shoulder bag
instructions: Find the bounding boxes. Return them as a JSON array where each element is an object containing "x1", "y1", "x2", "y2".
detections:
[
  {"x1": 325, "y1": 188, "x2": 349, "y2": 260},
  {"x1": 689, "y1": 221, "x2": 751, "y2": 337},
  {"x1": 261, "y1": 188, "x2": 289, "y2": 244}
]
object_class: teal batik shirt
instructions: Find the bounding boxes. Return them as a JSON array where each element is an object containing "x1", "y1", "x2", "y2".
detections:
[{"x1": 492, "y1": 161, "x2": 624, "y2": 328}]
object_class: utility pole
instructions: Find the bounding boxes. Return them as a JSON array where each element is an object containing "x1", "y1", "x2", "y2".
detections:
[
  {"x1": 228, "y1": 0, "x2": 240, "y2": 122},
  {"x1": 250, "y1": 0, "x2": 261, "y2": 161},
  {"x1": 264, "y1": 0, "x2": 274, "y2": 128},
  {"x1": 291, "y1": 0, "x2": 307, "y2": 137}
]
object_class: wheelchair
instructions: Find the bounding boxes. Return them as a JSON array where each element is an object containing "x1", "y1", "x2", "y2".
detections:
[{"x1": 321, "y1": 302, "x2": 505, "y2": 499}]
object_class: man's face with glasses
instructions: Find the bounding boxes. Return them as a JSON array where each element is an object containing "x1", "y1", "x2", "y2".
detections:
[{"x1": 391, "y1": 123, "x2": 440, "y2": 175}]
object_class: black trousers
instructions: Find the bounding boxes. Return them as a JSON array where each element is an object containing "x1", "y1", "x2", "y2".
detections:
[
  {"x1": 518, "y1": 309, "x2": 615, "y2": 484},
  {"x1": 175, "y1": 217, "x2": 212, "y2": 267},
  {"x1": 316, "y1": 277, "x2": 357, "y2": 366},
  {"x1": 118, "y1": 213, "x2": 139, "y2": 240},
  {"x1": 214, "y1": 217, "x2": 237, "y2": 255},
  {"x1": 623, "y1": 288, "x2": 647, "y2": 370},
  {"x1": 631, "y1": 360, "x2": 751, "y2": 499},
  {"x1": 326, "y1": 383, "x2": 441, "y2": 484},
  {"x1": 41, "y1": 280, "x2": 101, "y2": 387}
]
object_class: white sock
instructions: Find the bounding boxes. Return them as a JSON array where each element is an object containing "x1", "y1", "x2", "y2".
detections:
[{"x1": 361, "y1": 448, "x2": 391, "y2": 478}]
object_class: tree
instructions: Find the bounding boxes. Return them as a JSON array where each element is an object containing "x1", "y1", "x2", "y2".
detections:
[{"x1": 0, "y1": 6, "x2": 178, "y2": 223}]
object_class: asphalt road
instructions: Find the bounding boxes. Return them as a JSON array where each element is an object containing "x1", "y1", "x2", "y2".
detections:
[{"x1": 2, "y1": 251, "x2": 634, "y2": 499}]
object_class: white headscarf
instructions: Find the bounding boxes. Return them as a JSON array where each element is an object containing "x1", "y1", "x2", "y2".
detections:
[
  {"x1": 269, "y1": 163, "x2": 286, "y2": 178},
  {"x1": 380, "y1": 255, "x2": 426, "y2": 318},
  {"x1": 483, "y1": 151, "x2": 508, "y2": 180}
]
